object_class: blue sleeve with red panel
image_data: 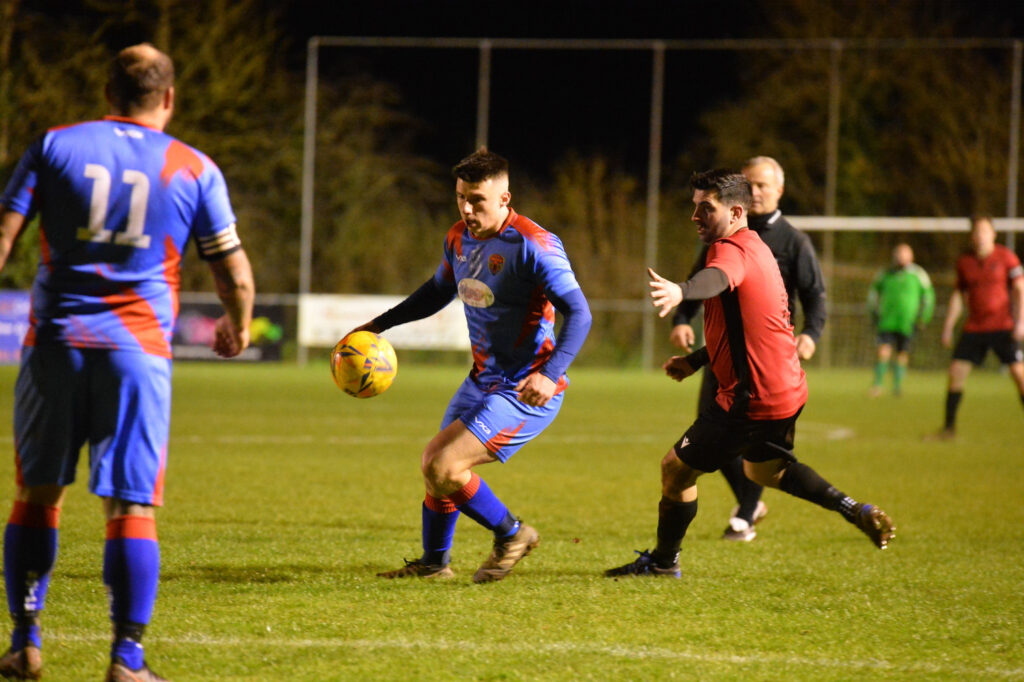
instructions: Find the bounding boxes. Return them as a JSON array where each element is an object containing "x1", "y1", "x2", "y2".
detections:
[{"x1": 539, "y1": 286, "x2": 591, "y2": 382}]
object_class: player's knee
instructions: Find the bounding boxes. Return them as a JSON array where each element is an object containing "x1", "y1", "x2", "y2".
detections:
[
  {"x1": 744, "y1": 459, "x2": 785, "y2": 488},
  {"x1": 420, "y1": 448, "x2": 457, "y2": 488},
  {"x1": 661, "y1": 450, "x2": 699, "y2": 497},
  {"x1": 660, "y1": 449, "x2": 682, "y2": 481},
  {"x1": 16, "y1": 484, "x2": 66, "y2": 507},
  {"x1": 103, "y1": 497, "x2": 156, "y2": 519}
]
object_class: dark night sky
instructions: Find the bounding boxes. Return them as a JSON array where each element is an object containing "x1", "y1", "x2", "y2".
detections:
[
  {"x1": 278, "y1": 0, "x2": 770, "y2": 177},
  {"x1": 274, "y1": 1, "x2": 1024, "y2": 179}
]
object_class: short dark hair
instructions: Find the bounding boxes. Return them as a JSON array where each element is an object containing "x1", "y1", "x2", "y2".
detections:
[
  {"x1": 970, "y1": 214, "x2": 994, "y2": 228},
  {"x1": 452, "y1": 147, "x2": 509, "y2": 183},
  {"x1": 107, "y1": 43, "x2": 174, "y2": 113},
  {"x1": 690, "y1": 169, "x2": 752, "y2": 211}
]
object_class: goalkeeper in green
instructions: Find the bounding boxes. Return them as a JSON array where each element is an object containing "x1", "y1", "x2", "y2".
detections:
[{"x1": 868, "y1": 243, "x2": 935, "y2": 396}]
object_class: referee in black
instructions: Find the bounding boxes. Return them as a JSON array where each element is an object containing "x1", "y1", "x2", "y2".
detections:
[{"x1": 670, "y1": 155, "x2": 827, "y2": 542}]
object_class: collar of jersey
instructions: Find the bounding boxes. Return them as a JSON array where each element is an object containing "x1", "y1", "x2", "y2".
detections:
[{"x1": 103, "y1": 115, "x2": 162, "y2": 131}]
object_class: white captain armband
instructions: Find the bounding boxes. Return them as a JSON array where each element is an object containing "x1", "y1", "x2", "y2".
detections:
[{"x1": 198, "y1": 223, "x2": 242, "y2": 260}]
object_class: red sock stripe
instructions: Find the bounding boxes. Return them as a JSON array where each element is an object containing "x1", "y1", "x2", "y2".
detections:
[
  {"x1": 106, "y1": 515, "x2": 158, "y2": 541},
  {"x1": 424, "y1": 494, "x2": 458, "y2": 514},
  {"x1": 447, "y1": 472, "x2": 481, "y2": 507},
  {"x1": 9, "y1": 501, "x2": 60, "y2": 529}
]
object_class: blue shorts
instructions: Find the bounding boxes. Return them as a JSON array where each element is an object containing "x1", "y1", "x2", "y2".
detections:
[
  {"x1": 14, "y1": 345, "x2": 171, "y2": 506},
  {"x1": 441, "y1": 375, "x2": 564, "y2": 462}
]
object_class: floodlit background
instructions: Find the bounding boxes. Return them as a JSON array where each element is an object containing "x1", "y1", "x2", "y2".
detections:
[
  {"x1": 2, "y1": 3, "x2": 1024, "y2": 680},
  {"x1": 3, "y1": 1, "x2": 1024, "y2": 368}
]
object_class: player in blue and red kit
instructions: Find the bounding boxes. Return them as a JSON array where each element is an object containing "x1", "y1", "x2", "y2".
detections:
[
  {"x1": 352, "y1": 148, "x2": 591, "y2": 583},
  {"x1": 0, "y1": 44, "x2": 254, "y2": 680},
  {"x1": 606, "y1": 170, "x2": 893, "y2": 578}
]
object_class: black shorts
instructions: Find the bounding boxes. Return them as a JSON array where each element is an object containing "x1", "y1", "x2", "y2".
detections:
[
  {"x1": 673, "y1": 403, "x2": 802, "y2": 473},
  {"x1": 876, "y1": 331, "x2": 914, "y2": 353},
  {"x1": 952, "y1": 331, "x2": 1024, "y2": 366}
]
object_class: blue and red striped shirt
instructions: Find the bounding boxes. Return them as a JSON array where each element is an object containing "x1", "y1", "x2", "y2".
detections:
[{"x1": 1, "y1": 117, "x2": 241, "y2": 358}]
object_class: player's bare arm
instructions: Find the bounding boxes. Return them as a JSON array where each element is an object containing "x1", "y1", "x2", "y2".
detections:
[
  {"x1": 208, "y1": 247, "x2": 255, "y2": 358},
  {"x1": 941, "y1": 290, "x2": 964, "y2": 348},
  {"x1": 1012, "y1": 277, "x2": 1024, "y2": 341},
  {"x1": 0, "y1": 209, "x2": 27, "y2": 271}
]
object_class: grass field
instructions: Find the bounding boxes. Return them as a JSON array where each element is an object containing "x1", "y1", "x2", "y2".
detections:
[{"x1": 0, "y1": 361, "x2": 1022, "y2": 681}]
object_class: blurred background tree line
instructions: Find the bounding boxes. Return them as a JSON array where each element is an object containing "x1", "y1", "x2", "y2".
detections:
[{"x1": 0, "y1": 0, "x2": 1020, "y2": 365}]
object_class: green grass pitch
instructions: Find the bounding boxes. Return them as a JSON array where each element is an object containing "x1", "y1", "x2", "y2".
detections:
[{"x1": 0, "y1": 362, "x2": 1022, "y2": 680}]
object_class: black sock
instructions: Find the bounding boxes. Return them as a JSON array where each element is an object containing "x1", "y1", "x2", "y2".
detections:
[
  {"x1": 720, "y1": 456, "x2": 764, "y2": 522},
  {"x1": 944, "y1": 391, "x2": 963, "y2": 430},
  {"x1": 653, "y1": 497, "x2": 697, "y2": 567},
  {"x1": 778, "y1": 462, "x2": 848, "y2": 511},
  {"x1": 719, "y1": 456, "x2": 746, "y2": 501}
]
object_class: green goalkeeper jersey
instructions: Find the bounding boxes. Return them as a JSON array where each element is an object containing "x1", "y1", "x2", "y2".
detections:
[{"x1": 868, "y1": 263, "x2": 935, "y2": 336}]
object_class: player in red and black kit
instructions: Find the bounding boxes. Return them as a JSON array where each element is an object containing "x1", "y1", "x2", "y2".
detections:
[
  {"x1": 606, "y1": 169, "x2": 893, "y2": 578},
  {"x1": 934, "y1": 216, "x2": 1024, "y2": 439},
  {"x1": 671, "y1": 156, "x2": 826, "y2": 542}
]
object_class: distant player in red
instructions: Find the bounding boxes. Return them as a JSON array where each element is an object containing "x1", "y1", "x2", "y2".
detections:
[
  {"x1": 606, "y1": 169, "x2": 894, "y2": 578},
  {"x1": 0, "y1": 44, "x2": 254, "y2": 680},
  {"x1": 934, "y1": 216, "x2": 1024, "y2": 439}
]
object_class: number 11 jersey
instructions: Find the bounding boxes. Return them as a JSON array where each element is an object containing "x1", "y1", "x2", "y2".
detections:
[{"x1": 1, "y1": 116, "x2": 242, "y2": 357}]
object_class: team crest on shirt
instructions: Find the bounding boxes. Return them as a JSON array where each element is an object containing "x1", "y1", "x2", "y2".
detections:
[
  {"x1": 488, "y1": 254, "x2": 505, "y2": 275},
  {"x1": 458, "y1": 278, "x2": 495, "y2": 308}
]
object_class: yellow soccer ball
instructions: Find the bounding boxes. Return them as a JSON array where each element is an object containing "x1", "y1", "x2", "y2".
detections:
[{"x1": 330, "y1": 331, "x2": 398, "y2": 398}]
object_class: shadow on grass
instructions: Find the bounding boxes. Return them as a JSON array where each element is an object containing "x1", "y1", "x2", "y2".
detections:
[{"x1": 162, "y1": 563, "x2": 332, "y2": 584}]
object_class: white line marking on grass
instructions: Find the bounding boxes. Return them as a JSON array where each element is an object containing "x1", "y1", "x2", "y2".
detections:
[
  {"x1": 48, "y1": 632, "x2": 1023, "y2": 678},
  {"x1": 799, "y1": 421, "x2": 855, "y2": 440},
  {"x1": 0, "y1": 427, "x2": 850, "y2": 447}
]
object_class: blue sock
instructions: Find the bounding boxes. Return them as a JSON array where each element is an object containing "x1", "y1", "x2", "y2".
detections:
[
  {"x1": 448, "y1": 473, "x2": 519, "y2": 537},
  {"x1": 421, "y1": 495, "x2": 459, "y2": 566},
  {"x1": 3, "y1": 502, "x2": 60, "y2": 650},
  {"x1": 111, "y1": 636, "x2": 145, "y2": 670},
  {"x1": 104, "y1": 516, "x2": 160, "y2": 669}
]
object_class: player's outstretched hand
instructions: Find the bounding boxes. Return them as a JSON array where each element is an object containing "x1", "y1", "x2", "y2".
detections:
[
  {"x1": 515, "y1": 372, "x2": 557, "y2": 407},
  {"x1": 663, "y1": 356, "x2": 696, "y2": 382},
  {"x1": 212, "y1": 314, "x2": 250, "y2": 358},
  {"x1": 648, "y1": 268, "x2": 683, "y2": 318}
]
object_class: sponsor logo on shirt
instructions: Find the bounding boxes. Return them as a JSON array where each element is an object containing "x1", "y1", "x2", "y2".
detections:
[
  {"x1": 458, "y1": 278, "x2": 495, "y2": 308},
  {"x1": 113, "y1": 127, "x2": 144, "y2": 140}
]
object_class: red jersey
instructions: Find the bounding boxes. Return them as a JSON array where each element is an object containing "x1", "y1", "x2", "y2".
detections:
[
  {"x1": 956, "y1": 244, "x2": 1023, "y2": 333},
  {"x1": 703, "y1": 227, "x2": 808, "y2": 420}
]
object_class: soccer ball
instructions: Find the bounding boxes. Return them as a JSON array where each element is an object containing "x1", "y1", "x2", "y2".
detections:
[{"x1": 330, "y1": 331, "x2": 398, "y2": 398}]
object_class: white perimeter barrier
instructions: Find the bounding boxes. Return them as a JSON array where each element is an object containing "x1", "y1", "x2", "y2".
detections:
[{"x1": 298, "y1": 294, "x2": 470, "y2": 350}]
